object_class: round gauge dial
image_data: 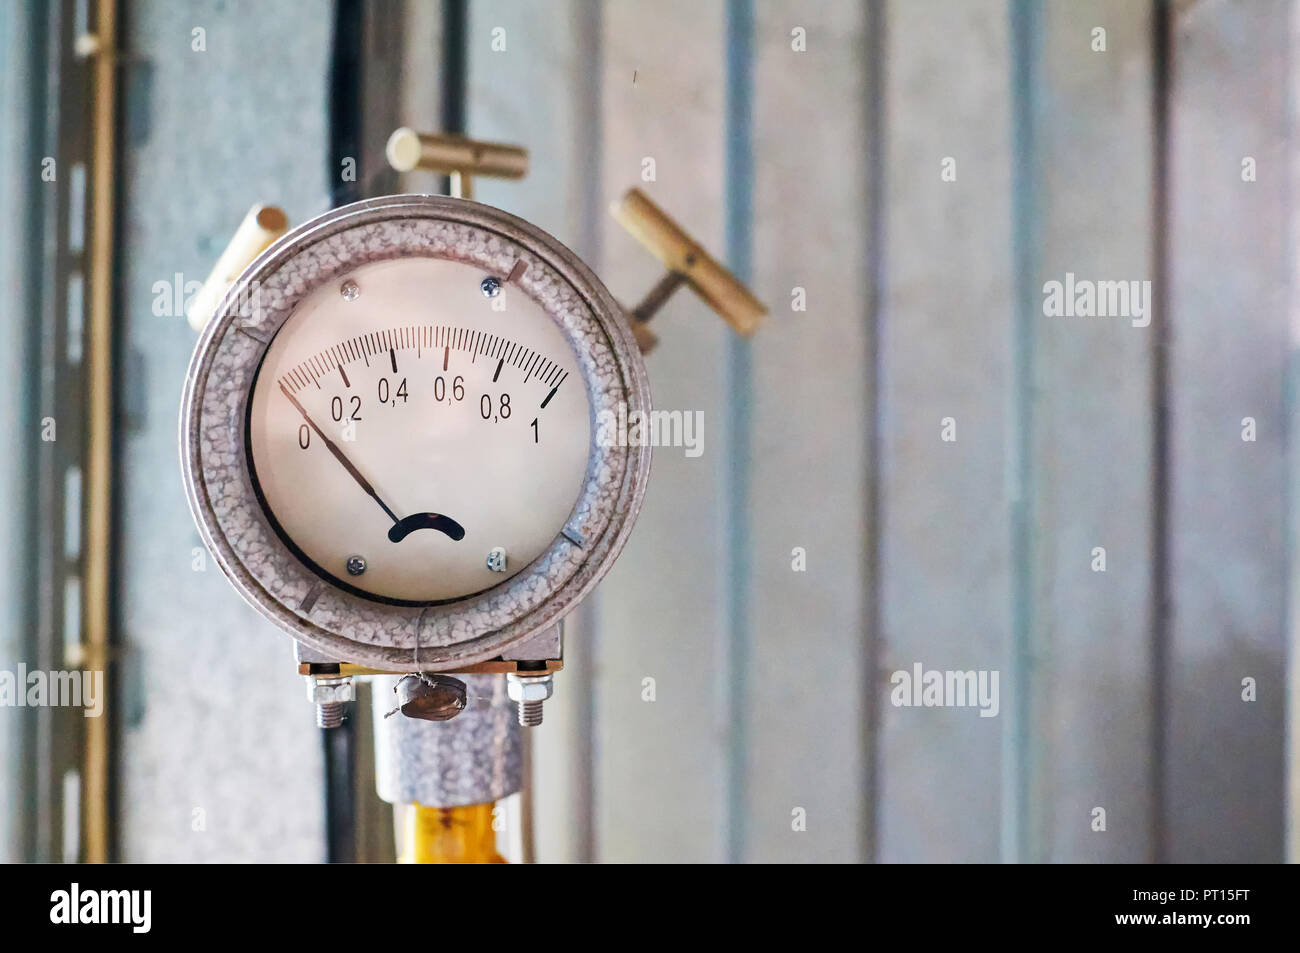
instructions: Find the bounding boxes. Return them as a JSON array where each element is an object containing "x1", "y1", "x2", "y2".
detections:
[
  {"x1": 248, "y1": 257, "x2": 592, "y2": 604},
  {"x1": 182, "y1": 195, "x2": 650, "y2": 671}
]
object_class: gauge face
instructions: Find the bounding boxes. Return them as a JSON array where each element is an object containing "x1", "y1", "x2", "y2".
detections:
[{"x1": 247, "y1": 256, "x2": 592, "y2": 604}]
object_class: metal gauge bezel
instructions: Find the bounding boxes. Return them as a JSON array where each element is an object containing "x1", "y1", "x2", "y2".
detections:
[{"x1": 180, "y1": 194, "x2": 651, "y2": 671}]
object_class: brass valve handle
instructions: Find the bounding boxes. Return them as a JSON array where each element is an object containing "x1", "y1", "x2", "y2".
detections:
[
  {"x1": 610, "y1": 188, "x2": 766, "y2": 352},
  {"x1": 186, "y1": 204, "x2": 289, "y2": 333},
  {"x1": 386, "y1": 127, "x2": 529, "y2": 200}
]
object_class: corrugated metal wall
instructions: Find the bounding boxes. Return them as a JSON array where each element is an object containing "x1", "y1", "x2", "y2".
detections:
[
  {"x1": 104, "y1": 0, "x2": 1296, "y2": 862},
  {"x1": 116, "y1": 0, "x2": 330, "y2": 861},
  {"x1": 460, "y1": 0, "x2": 1293, "y2": 863},
  {"x1": 0, "y1": 0, "x2": 38, "y2": 865}
]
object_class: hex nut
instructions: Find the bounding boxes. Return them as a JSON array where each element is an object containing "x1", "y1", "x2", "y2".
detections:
[
  {"x1": 506, "y1": 674, "x2": 553, "y2": 704},
  {"x1": 307, "y1": 677, "x2": 355, "y2": 705}
]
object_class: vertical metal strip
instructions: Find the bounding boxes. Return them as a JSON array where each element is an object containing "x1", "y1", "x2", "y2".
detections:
[
  {"x1": 35, "y1": 0, "x2": 71, "y2": 865},
  {"x1": 12, "y1": 0, "x2": 50, "y2": 866},
  {"x1": 1149, "y1": 0, "x2": 1173, "y2": 865},
  {"x1": 83, "y1": 0, "x2": 118, "y2": 865},
  {"x1": 723, "y1": 0, "x2": 754, "y2": 865},
  {"x1": 861, "y1": 0, "x2": 887, "y2": 865},
  {"x1": 0, "y1": 0, "x2": 15, "y2": 865},
  {"x1": 1005, "y1": 0, "x2": 1040, "y2": 865},
  {"x1": 572, "y1": 0, "x2": 603, "y2": 865},
  {"x1": 1288, "y1": 0, "x2": 1300, "y2": 868}
]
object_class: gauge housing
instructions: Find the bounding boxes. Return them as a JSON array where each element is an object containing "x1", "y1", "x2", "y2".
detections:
[{"x1": 181, "y1": 195, "x2": 651, "y2": 671}]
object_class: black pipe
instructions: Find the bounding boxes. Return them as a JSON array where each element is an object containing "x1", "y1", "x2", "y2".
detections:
[
  {"x1": 441, "y1": 0, "x2": 467, "y2": 135},
  {"x1": 321, "y1": 0, "x2": 365, "y2": 864},
  {"x1": 440, "y1": 0, "x2": 467, "y2": 194},
  {"x1": 329, "y1": 0, "x2": 363, "y2": 209}
]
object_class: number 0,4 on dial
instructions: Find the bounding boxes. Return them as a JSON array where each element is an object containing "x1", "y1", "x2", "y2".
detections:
[{"x1": 247, "y1": 257, "x2": 592, "y2": 605}]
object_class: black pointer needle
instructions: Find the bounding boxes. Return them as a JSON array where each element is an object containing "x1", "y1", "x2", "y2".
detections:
[{"x1": 280, "y1": 384, "x2": 401, "y2": 525}]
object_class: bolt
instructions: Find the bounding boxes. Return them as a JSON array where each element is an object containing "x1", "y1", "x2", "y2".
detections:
[
  {"x1": 519, "y1": 700, "x2": 544, "y2": 726},
  {"x1": 316, "y1": 702, "x2": 345, "y2": 729},
  {"x1": 340, "y1": 279, "x2": 360, "y2": 301},
  {"x1": 480, "y1": 276, "x2": 501, "y2": 298},
  {"x1": 486, "y1": 546, "x2": 507, "y2": 573},
  {"x1": 505, "y1": 672, "x2": 553, "y2": 727},
  {"x1": 346, "y1": 554, "x2": 367, "y2": 576},
  {"x1": 306, "y1": 675, "x2": 354, "y2": 729}
]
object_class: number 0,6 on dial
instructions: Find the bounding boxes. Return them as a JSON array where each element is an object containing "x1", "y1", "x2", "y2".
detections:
[{"x1": 246, "y1": 257, "x2": 592, "y2": 605}]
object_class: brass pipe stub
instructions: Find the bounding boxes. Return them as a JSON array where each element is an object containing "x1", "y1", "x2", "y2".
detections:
[
  {"x1": 386, "y1": 127, "x2": 529, "y2": 200},
  {"x1": 186, "y1": 204, "x2": 289, "y2": 333},
  {"x1": 610, "y1": 188, "x2": 767, "y2": 353}
]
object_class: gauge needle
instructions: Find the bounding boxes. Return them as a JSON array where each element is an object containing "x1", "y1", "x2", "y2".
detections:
[
  {"x1": 279, "y1": 384, "x2": 466, "y2": 543},
  {"x1": 280, "y1": 384, "x2": 401, "y2": 525}
]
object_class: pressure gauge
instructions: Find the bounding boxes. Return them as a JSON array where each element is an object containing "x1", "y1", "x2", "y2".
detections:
[{"x1": 181, "y1": 195, "x2": 651, "y2": 671}]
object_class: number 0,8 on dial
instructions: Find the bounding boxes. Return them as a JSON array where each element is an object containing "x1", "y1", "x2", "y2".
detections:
[{"x1": 247, "y1": 256, "x2": 592, "y2": 605}]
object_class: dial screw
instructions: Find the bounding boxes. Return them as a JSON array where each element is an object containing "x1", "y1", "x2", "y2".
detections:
[
  {"x1": 486, "y1": 546, "x2": 508, "y2": 573},
  {"x1": 340, "y1": 279, "x2": 360, "y2": 301},
  {"x1": 506, "y1": 672, "x2": 553, "y2": 727},
  {"x1": 480, "y1": 276, "x2": 502, "y2": 298},
  {"x1": 345, "y1": 554, "x2": 367, "y2": 576}
]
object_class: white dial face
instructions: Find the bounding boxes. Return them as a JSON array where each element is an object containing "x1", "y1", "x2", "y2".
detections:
[{"x1": 247, "y1": 256, "x2": 592, "y2": 604}]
